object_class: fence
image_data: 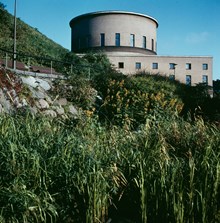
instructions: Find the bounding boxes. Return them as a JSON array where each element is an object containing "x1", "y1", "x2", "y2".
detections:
[
  {"x1": 0, "y1": 47, "x2": 91, "y2": 76},
  {"x1": 0, "y1": 47, "x2": 65, "y2": 73}
]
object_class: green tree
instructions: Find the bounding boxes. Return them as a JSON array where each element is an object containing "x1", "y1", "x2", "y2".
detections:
[
  {"x1": 0, "y1": 2, "x2": 6, "y2": 9},
  {"x1": 213, "y1": 79, "x2": 220, "y2": 97}
]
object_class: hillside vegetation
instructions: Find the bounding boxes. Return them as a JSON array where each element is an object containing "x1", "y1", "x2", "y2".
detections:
[
  {"x1": 0, "y1": 100, "x2": 219, "y2": 223},
  {"x1": 0, "y1": 3, "x2": 68, "y2": 62},
  {"x1": 0, "y1": 2, "x2": 220, "y2": 223},
  {"x1": 1, "y1": 60, "x2": 220, "y2": 222}
]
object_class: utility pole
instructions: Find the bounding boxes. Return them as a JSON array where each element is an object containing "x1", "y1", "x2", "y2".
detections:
[{"x1": 13, "y1": 0, "x2": 17, "y2": 70}]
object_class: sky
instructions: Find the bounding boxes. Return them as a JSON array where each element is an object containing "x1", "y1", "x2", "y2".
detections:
[{"x1": 2, "y1": 0, "x2": 220, "y2": 80}]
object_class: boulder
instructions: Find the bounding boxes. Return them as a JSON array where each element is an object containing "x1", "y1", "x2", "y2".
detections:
[
  {"x1": 29, "y1": 86, "x2": 45, "y2": 99},
  {"x1": 68, "y1": 105, "x2": 78, "y2": 116},
  {"x1": 35, "y1": 78, "x2": 51, "y2": 91},
  {"x1": 52, "y1": 106, "x2": 65, "y2": 115},
  {"x1": 21, "y1": 76, "x2": 38, "y2": 88},
  {"x1": 54, "y1": 98, "x2": 68, "y2": 106},
  {"x1": 43, "y1": 109, "x2": 57, "y2": 117},
  {"x1": 36, "y1": 99, "x2": 49, "y2": 109},
  {"x1": 0, "y1": 104, "x2": 4, "y2": 113}
]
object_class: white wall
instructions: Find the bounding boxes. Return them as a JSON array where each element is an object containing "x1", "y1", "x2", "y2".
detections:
[{"x1": 107, "y1": 53, "x2": 213, "y2": 86}]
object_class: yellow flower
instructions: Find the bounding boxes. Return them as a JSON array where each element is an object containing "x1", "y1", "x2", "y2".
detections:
[
  {"x1": 119, "y1": 80, "x2": 125, "y2": 87},
  {"x1": 85, "y1": 110, "x2": 93, "y2": 117}
]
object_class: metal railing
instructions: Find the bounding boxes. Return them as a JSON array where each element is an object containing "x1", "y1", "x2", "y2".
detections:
[
  {"x1": 0, "y1": 47, "x2": 79, "y2": 75},
  {"x1": 1, "y1": 48, "x2": 108, "y2": 81}
]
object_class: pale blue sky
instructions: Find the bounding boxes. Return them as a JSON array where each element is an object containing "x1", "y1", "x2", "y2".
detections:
[{"x1": 2, "y1": 0, "x2": 220, "y2": 80}]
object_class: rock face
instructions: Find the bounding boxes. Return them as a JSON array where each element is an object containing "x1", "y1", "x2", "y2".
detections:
[
  {"x1": 0, "y1": 67, "x2": 79, "y2": 118},
  {"x1": 21, "y1": 76, "x2": 51, "y2": 91}
]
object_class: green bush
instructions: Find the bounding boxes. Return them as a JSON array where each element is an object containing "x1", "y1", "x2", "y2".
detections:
[
  {"x1": 98, "y1": 73, "x2": 184, "y2": 128},
  {"x1": 52, "y1": 75, "x2": 96, "y2": 110}
]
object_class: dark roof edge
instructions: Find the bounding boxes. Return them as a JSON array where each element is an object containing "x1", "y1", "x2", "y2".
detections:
[{"x1": 69, "y1": 10, "x2": 159, "y2": 27}]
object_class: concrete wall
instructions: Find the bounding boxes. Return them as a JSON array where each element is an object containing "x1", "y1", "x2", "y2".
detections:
[
  {"x1": 107, "y1": 53, "x2": 213, "y2": 86},
  {"x1": 70, "y1": 11, "x2": 213, "y2": 86},
  {"x1": 70, "y1": 11, "x2": 158, "y2": 54}
]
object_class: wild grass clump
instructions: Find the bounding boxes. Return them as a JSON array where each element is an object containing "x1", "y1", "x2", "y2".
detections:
[
  {"x1": 132, "y1": 116, "x2": 220, "y2": 223},
  {"x1": 0, "y1": 112, "x2": 219, "y2": 223}
]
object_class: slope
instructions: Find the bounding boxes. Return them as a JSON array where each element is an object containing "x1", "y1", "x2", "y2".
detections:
[{"x1": 0, "y1": 3, "x2": 69, "y2": 62}]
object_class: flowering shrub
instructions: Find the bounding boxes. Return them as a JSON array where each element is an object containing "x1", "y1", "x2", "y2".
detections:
[{"x1": 99, "y1": 77, "x2": 183, "y2": 128}]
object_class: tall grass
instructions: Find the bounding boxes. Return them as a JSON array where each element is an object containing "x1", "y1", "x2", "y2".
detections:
[{"x1": 0, "y1": 113, "x2": 219, "y2": 222}]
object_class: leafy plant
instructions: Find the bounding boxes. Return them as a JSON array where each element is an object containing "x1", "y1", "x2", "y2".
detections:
[{"x1": 98, "y1": 73, "x2": 184, "y2": 128}]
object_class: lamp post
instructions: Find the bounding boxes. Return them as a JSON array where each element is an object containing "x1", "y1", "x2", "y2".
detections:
[{"x1": 13, "y1": 0, "x2": 17, "y2": 70}]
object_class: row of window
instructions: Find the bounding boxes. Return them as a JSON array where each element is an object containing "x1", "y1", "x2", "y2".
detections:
[
  {"x1": 118, "y1": 62, "x2": 208, "y2": 70},
  {"x1": 168, "y1": 74, "x2": 208, "y2": 85},
  {"x1": 100, "y1": 33, "x2": 155, "y2": 50},
  {"x1": 187, "y1": 63, "x2": 208, "y2": 70},
  {"x1": 153, "y1": 63, "x2": 208, "y2": 70},
  {"x1": 118, "y1": 62, "x2": 209, "y2": 85},
  {"x1": 76, "y1": 33, "x2": 155, "y2": 50}
]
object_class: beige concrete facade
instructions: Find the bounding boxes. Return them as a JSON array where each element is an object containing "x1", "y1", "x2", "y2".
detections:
[
  {"x1": 70, "y1": 11, "x2": 158, "y2": 55},
  {"x1": 107, "y1": 53, "x2": 213, "y2": 86},
  {"x1": 70, "y1": 11, "x2": 213, "y2": 86}
]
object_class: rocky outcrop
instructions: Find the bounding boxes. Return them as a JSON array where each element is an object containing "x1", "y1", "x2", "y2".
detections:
[{"x1": 0, "y1": 67, "x2": 79, "y2": 118}]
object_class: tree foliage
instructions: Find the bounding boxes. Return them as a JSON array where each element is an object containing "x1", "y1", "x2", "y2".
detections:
[{"x1": 0, "y1": 2, "x2": 6, "y2": 9}]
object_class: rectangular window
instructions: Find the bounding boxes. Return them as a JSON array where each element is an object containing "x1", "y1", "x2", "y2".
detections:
[
  {"x1": 186, "y1": 75, "x2": 192, "y2": 86},
  {"x1": 202, "y1": 75, "x2": 208, "y2": 84},
  {"x1": 100, "y1": 33, "x2": 105, "y2": 47},
  {"x1": 152, "y1": 62, "x2": 158, "y2": 69},
  {"x1": 115, "y1": 33, "x2": 120, "y2": 46},
  {"x1": 136, "y1": 62, "x2": 141, "y2": 70},
  {"x1": 203, "y1": 63, "x2": 208, "y2": 70},
  {"x1": 186, "y1": 63, "x2": 191, "y2": 70},
  {"x1": 169, "y1": 75, "x2": 175, "y2": 80},
  {"x1": 169, "y1": 63, "x2": 176, "y2": 69},
  {"x1": 151, "y1": 39, "x2": 154, "y2": 51},
  {"x1": 143, "y1": 36, "x2": 146, "y2": 48},
  {"x1": 130, "y1": 34, "x2": 135, "y2": 47},
  {"x1": 118, "y1": 62, "x2": 124, "y2": 69}
]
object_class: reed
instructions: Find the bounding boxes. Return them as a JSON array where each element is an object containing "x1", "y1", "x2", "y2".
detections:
[{"x1": 0, "y1": 113, "x2": 219, "y2": 222}]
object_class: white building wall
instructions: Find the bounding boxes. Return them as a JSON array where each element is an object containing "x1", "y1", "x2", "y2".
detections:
[
  {"x1": 70, "y1": 11, "x2": 213, "y2": 86},
  {"x1": 107, "y1": 53, "x2": 213, "y2": 86}
]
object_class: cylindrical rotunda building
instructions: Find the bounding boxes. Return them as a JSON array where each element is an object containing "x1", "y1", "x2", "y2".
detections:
[
  {"x1": 69, "y1": 11, "x2": 158, "y2": 55},
  {"x1": 69, "y1": 11, "x2": 213, "y2": 86}
]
